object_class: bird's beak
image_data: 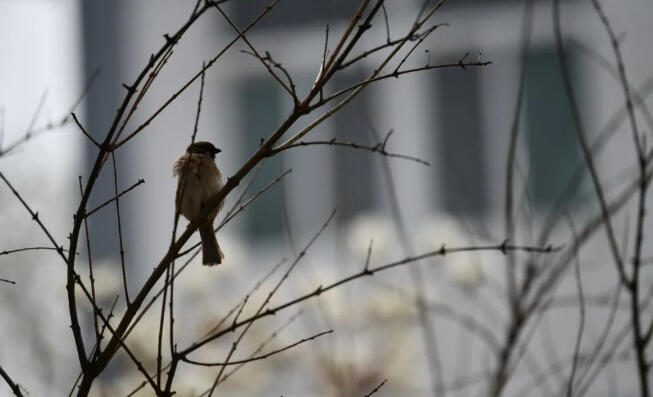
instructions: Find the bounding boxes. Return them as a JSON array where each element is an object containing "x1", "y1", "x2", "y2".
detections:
[{"x1": 213, "y1": 148, "x2": 222, "y2": 155}]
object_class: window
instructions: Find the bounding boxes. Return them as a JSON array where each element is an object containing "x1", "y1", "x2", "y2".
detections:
[
  {"x1": 331, "y1": 71, "x2": 378, "y2": 222},
  {"x1": 524, "y1": 47, "x2": 587, "y2": 208},
  {"x1": 437, "y1": 66, "x2": 488, "y2": 215},
  {"x1": 237, "y1": 76, "x2": 285, "y2": 240}
]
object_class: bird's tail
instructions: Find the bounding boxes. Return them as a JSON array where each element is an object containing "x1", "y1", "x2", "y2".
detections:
[{"x1": 199, "y1": 225, "x2": 224, "y2": 266}]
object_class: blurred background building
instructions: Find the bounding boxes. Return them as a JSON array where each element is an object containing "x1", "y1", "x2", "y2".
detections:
[{"x1": 1, "y1": 0, "x2": 652, "y2": 395}]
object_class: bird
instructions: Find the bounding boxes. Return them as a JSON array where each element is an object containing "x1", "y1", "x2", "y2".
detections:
[{"x1": 173, "y1": 141, "x2": 224, "y2": 266}]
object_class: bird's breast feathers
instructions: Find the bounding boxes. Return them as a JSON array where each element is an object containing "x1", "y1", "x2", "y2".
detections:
[{"x1": 174, "y1": 153, "x2": 224, "y2": 220}]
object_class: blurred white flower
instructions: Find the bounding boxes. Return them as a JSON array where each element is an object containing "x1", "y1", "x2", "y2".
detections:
[
  {"x1": 419, "y1": 214, "x2": 470, "y2": 249},
  {"x1": 124, "y1": 311, "x2": 162, "y2": 361},
  {"x1": 346, "y1": 213, "x2": 396, "y2": 262},
  {"x1": 419, "y1": 215, "x2": 486, "y2": 290},
  {"x1": 363, "y1": 290, "x2": 415, "y2": 325},
  {"x1": 178, "y1": 233, "x2": 246, "y2": 299},
  {"x1": 445, "y1": 256, "x2": 485, "y2": 289},
  {"x1": 75, "y1": 260, "x2": 123, "y2": 303}
]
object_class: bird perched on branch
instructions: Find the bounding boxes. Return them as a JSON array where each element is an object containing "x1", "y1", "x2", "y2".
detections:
[{"x1": 173, "y1": 141, "x2": 224, "y2": 266}]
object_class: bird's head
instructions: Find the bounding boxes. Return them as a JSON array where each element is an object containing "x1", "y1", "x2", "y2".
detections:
[{"x1": 186, "y1": 141, "x2": 222, "y2": 159}]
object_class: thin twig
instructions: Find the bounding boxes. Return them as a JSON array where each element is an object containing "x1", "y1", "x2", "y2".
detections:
[
  {"x1": 337, "y1": 22, "x2": 448, "y2": 71},
  {"x1": 312, "y1": 59, "x2": 491, "y2": 114},
  {"x1": 393, "y1": 24, "x2": 439, "y2": 74},
  {"x1": 369, "y1": 122, "x2": 444, "y2": 397},
  {"x1": 317, "y1": 24, "x2": 330, "y2": 101},
  {"x1": 0, "y1": 107, "x2": 4, "y2": 148},
  {"x1": 0, "y1": 68, "x2": 101, "y2": 157},
  {"x1": 539, "y1": 74, "x2": 653, "y2": 245},
  {"x1": 504, "y1": 0, "x2": 534, "y2": 306},
  {"x1": 79, "y1": 177, "x2": 101, "y2": 348},
  {"x1": 111, "y1": 153, "x2": 130, "y2": 305},
  {"x1": 123, "y1": 261, "x2": 286, "y2": 397},
  {"x1": 364, "y1": 379, "x2": 388, "y2": 397},
  {"x1": 114, "y1": 0, "x2": 281, "y2": 149},
  {"x1": 26, "y1": 90, "x2": 48, "y2": 138},
  {"x1": 182, "y1": 330, "x2": 333, "y2": 366},
  {"x1": 270, "y1": 137, "x2": 429, "y2": 166},
  {"x1": 589, "y1": 2, "x2": 650, "y2": 394},
  {"x1": 381, "y1": 2, "x2": 390, "y2": 43},
  {"x1": 240, "y1": 49, "x2": 299, "y2": 106},
  {"x1": 564, "y1": 215, "x2": 585, "y2": 397},
  {"x1": 215, "y1": 309, "x2": 304, "y2": 386},
  {"x1": 71, "y1": 113, "x2": 100, "y2": 148},
  {"x1": 364, "y1": 239, "x2": 374, "y2": 272},
  {"x1": 568, "y1": 39, "x2": 653, "y2": 135},
  {"x1": 552, "y1": 0, "x2": 627, "y2": 286},
  {"x1": 68, "y1": 295, "x2": 120, "y2": 397},
  {"x1": 84, "y1": 179, "x2": 145, "y2": 218},
  {"x1": 0, "y1": 246, "x2": 72, "y2": 256},
  {"x1": 181, "y1": 242, "x2": 558, "y2": 357},
  {"x1": 198, "y1": 209, "x2": 338, "y2": 396},
  {"x1": 157, "y1": 264, "x2": 169, "y2": 388},
  {"x1": 0, "y1": 364, "x2": 24, "y2": 397},
  {"x1": 0, "y1": 170, "x2": 87, "y2": 369},
  {"x1": 213, "y1": 4, "x2": 298, "y2": 104},
  {"x1": 114, "y1": 46, "x2": 175, "y2": 144}
]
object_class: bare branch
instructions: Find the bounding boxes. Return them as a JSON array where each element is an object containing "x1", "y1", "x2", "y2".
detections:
[
  {"x1": 240, "y1": 49, "x2": 299, "y2": 105},
  {"x1": 123, "y1": 261, "x2": 287, "y2": 397},
  {"x1": 589, "y1": 1, "x2": 651, "y2": 393},
  {"x1": 182, "y1": 330, "x2": 333, "y2": 366},
  {"x1": 553, "y1": 0, "x2": 628, "y2": 286},
  {"x1": 84, "y1": 179, "x2": 146, "y2": 218},
  {"x1": 564, "y1": 215, "x2": 585, "y2": 397},
  {"x1": 364, "y1": 378, "x2": 388, "y2": 397},
  {"x1": 0, "y1": 170, "x2": 88, "y2": 369},
  {"x1": 313, "y1": 58, "x2": 491, "y2": 113},
  {"x1": 79, "y1": 177, "x2": 100, "y2": 349},
  {"x1": 182, "y1": 242, "x2": 558, "y2": 356},
  {"x1": 71, "y1": 113, "x2": 100, "y2": 148},
  {"x1": 0, "y1": 364, "x2": 24, "y2": 397},
  {"x1": 1, "y1": 246, "x2": 73, "y2": 256},
  {"x1": 111, "y1": 153, "x2": 130, "y2": 305},
  {"x1": 505, "y1": 0, "x2": 534, "y2": 305},
  {"x1": 0, "y1": 68, "x2": 100, "y2": 157},
  {"x1": 181, "y1": 208, "x2": 339, "y2": 367},
  {"x1": 114, "y1": 0, "x2": 281, "y2": 149},
  {"x1": 270, "y1": 137, "x2": 429, "y2": 166},
  {"x1": 212, "y1": 3, "x2": 299, "y2": 104}
]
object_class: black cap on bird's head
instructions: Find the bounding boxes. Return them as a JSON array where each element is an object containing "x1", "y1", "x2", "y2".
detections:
[{"x1": 186, "y1": 141, "x2": 222, "y2": 159}]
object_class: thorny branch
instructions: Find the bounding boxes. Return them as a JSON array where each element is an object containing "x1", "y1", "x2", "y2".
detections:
[
  {"x1": 270, "y1": 130, "x2": 430, "y2": 166},
  {"x1": 181, "y1": 330, "x2": 333, "y2": 367},
  {"x1": 180, "y1": 243, "x2": 558, "y2": 358},
  {"x1": 0, "y1": 364, "x2": 24, "y2": 397}
]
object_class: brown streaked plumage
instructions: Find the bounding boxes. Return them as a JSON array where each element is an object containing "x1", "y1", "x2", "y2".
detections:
[{"x1": 173, "y1": 141, "x2": 224, "y2": 266}]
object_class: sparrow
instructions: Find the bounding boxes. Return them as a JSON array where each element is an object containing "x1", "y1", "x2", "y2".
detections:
[{"x1": 173, "y1": 141, "x2": 224, "y2": 266}]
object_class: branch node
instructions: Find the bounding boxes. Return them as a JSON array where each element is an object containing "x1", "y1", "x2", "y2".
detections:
[
  {"x1": 121, "y1": 83, "x2": 137, "y2": 93},
  {"x1": 500, "y1": 239, "x2": 509, "y2": 255}
]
